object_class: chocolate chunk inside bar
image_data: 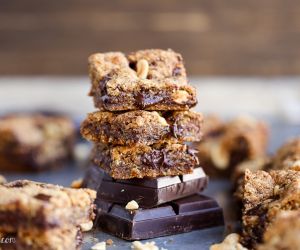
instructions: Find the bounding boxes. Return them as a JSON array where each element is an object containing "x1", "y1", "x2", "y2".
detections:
[
  {"x1": 83, "y1": 165, "x2": 208, "y2": 208},
  {"x1": 95, "y1": 194, "x2": 224, "y2": 240},
  {"x1": 0, "y1": 180, "x2": 96, "y2": 232},
  {"x1": 81, "y1": 110, "x2": 203, "y2": 145},
  {"x1": 88, "y1": 49, "x2": 197, "y2": 111},
  {"x1": 0, "y1": 114, "x2": 75, "y2": 171},
  {"x1": 92, "y1": 142, "x2": 199, "y2": 179}
]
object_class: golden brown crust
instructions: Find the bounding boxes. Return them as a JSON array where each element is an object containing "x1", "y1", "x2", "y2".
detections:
[{"x1": 127, "y1": 49, "x2": 187, "y2": 80}]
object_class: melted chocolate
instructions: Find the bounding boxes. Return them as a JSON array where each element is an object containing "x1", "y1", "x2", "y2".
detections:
[
  {"x1": 135, "y1": 91, "x2": 164, "y2": 109},
  {"x1": 34, "y1": 193, "x2": 52, "y2": 202}
]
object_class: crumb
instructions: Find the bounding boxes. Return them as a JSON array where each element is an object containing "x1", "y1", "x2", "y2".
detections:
[
  {"x1": 210, "y1": 233, "x2": 248, "y2": 250},
  {"x1": 79, "y1": 221, "x2": 93, "y2": 232},
  {"x1": 106, "y1": 239, "x2": 113, "y2": 245},
  {"x1": 131, "y1": 241, "x2": 159, "y2": 250},
  {"x1": 126, "y1": 200, "x2": 139, "y2": 210},
  {"x1": 0, "y1": 175, "x2": 7, "y2": 184},
  {"x1": 91, "y1": 241, "x2": 106, "y2": 250},
  {"x1": 71, "y1": 178, "x2": 83, "y2": 189}
]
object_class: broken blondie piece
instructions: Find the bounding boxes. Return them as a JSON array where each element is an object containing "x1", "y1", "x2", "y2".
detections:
[
  {"x1": 196, "y1": 115, "x2": 269, "y2": 178},
  {"x1": 0, "y1": 226, "x2": 81, "y2": 250},
  {"x1": 0, "y1": 180, "x2": 96, "y2": 232},
  {"x1": 92, "y1": 142, "x2": 199, "y2": 179},
  {"x1": 81, "y1": 110, "x2": 203, "y2": 145},
  {"x1": 271, "y1": 137, "x2": 300, "y2": 170},
  {"x1": 210, "y1": 233, "x2": 247, "y2": 250},
  {"x1": 0, "y1": 114, "x2": 75, "y2": 171},
  {"x1": 88, "y1": 49, "x2": 197, "y2": 111},
  {"x1": 241, "y1": 169, "x2": 300, "y2": 248},
  {"x1": 258, "y1": 210, "x2": 300, "y2": 250}
]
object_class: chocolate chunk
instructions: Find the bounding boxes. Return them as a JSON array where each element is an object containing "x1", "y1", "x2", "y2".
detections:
[
  {"x1": 83, "y1": 166, "x2": 208, "y2": 208},
  {"x1": 135, "y1": 91, "x2": 164, "y2": 109},
  {"x1": 95, "y1": 194, "x2": 224, "y2": 240},
  {"x1": 141, "y1": 150, "x2": 164, "y2": 169},
  {"x1": 99, "y1": 75, "x2": 111, "y2": 95},
  {"x1": 34, "y1": 193, "x2": 52, "y2": 202},
  {"x1": 172, "y1": 67, "x2": 182, "y2": 76}
]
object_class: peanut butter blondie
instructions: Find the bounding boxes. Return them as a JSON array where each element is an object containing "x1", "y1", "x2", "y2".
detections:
[
  {"x1": 271, "y1": 138, "x2": 300, "y2": 170},
  {"x1": 0, "y1": 114, "x2": 75, "y2": 171},
  {"x1": 88, "y1": 49, "x2": 197, "y2": 111},
  {"x1": 241, "y1": 169, "x2": 300, "y2": 248},
  {"x1": 81, "y1": 110, "x2": 203, "y2": 145},
  {"x1": 0, "y1": 226, "x2": 81, "y2": 250},
  {"x1": 92, "y1": 142, "x2": 199, "y2": 179},
  {"x1": 196, "y1": 115, "x2": 269, "y2": 178},
  {"x1": 258, "y1": 210, "x2": 300, "y2": 250},
  {"x1": 210, "y1": 233, "x2": 247, "y2": 250},
  {"x1": 0, "y1": 180, "x2": 96, "y2": 232}
]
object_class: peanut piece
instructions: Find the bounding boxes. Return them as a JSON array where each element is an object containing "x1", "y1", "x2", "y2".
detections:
[
  {"x1": 125, "y1": 200, "x2": 139, "y2": 210},
  {"x1": 136, "y1": 59, "x2": 149, "y2": 79}
]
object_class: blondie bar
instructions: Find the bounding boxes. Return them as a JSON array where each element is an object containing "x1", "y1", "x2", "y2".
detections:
[
  {"x1": 258, "y1": 210, "x2": 300, "y2": 250},
  {"x1": 0, "y1": 114, "x2": 75, "y2": 171},
  {"x1": 88, "y1": 49, "x2": 197, "y2": 111},
  {"x1": 81, "y1": 110, "x2": 203, "y2": 145},
  {"x1": 92, "y1": 142, "x2": 199, "y2": 179},
  {"x1": 0, "y1": 180, "x2": 96, "y2": 232},
  {"x1": 196, "y1": 115, "x2": 269, "y2": 177},
  {"x1": 242, "y1": 169, "x2": 300, "y2": 248},
  {"x1": 0, "y1": 226, "x2": 81, "y2": 250}
]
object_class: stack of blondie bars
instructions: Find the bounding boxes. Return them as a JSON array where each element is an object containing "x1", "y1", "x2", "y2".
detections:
[{"x1": 81, "y1": 49, "x2": 224, "y2": 240}]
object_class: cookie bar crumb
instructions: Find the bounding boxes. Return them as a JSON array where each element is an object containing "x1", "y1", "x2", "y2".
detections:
[
  {"x1": 126, "y1": 200, "x2": 139, "y2": 210},
  {"x1": 131, "y1": 241, "x2": 159, "y2": 250},
  {"x1": 210, "y1": 233, "x2": 248, "y2": 250},
  {"x1": 106, "y1": 239, "x2": 113, "y2": 245},
  {"x1": 91, "y1": 241, "x2": 106, "y2": 250}
]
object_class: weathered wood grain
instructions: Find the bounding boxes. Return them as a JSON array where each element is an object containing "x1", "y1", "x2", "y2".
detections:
[{"x1": 0, "y1": 0, "x2": 300, "y2": 75}]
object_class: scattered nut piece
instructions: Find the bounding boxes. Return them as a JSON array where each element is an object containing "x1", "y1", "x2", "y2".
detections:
[
  {"x1": 291, "y1": 160, "x2": 300, "y2": 169},
  {"x1": 106, "y1": 239, "x2": 113, "y2": 246},
  {"x1": 126, "y1": 200, "x2": 139, "y2": 210},
  {"x1": 210, "y1": 142, "x2": 230, "y2": 170},
  {"x1": 210, "y1": 233, "x2": 248, "y2": 250},
  {"x1": 0, "y1": 175, "x2": 7, "y2": 184},
  {"x1": 136, "y1": 59, "x2": 149, "y2": 79},
  {"x1": 80, "y1": 221, "x2": 93, "y2": 232},
  {"x1": 91, "y1": 241, "x2": 106, "y2": 250},
  {"x1": 71, "y1": 178, "x2": 83, "y2": 189},
  {"x1": 131, "y1": 241, "x2": 159, "y2": 250}
]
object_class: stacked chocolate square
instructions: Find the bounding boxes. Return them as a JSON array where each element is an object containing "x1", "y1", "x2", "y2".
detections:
[{"x1": 81, "y1": 49, "x2": 224, "y2": 240}]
